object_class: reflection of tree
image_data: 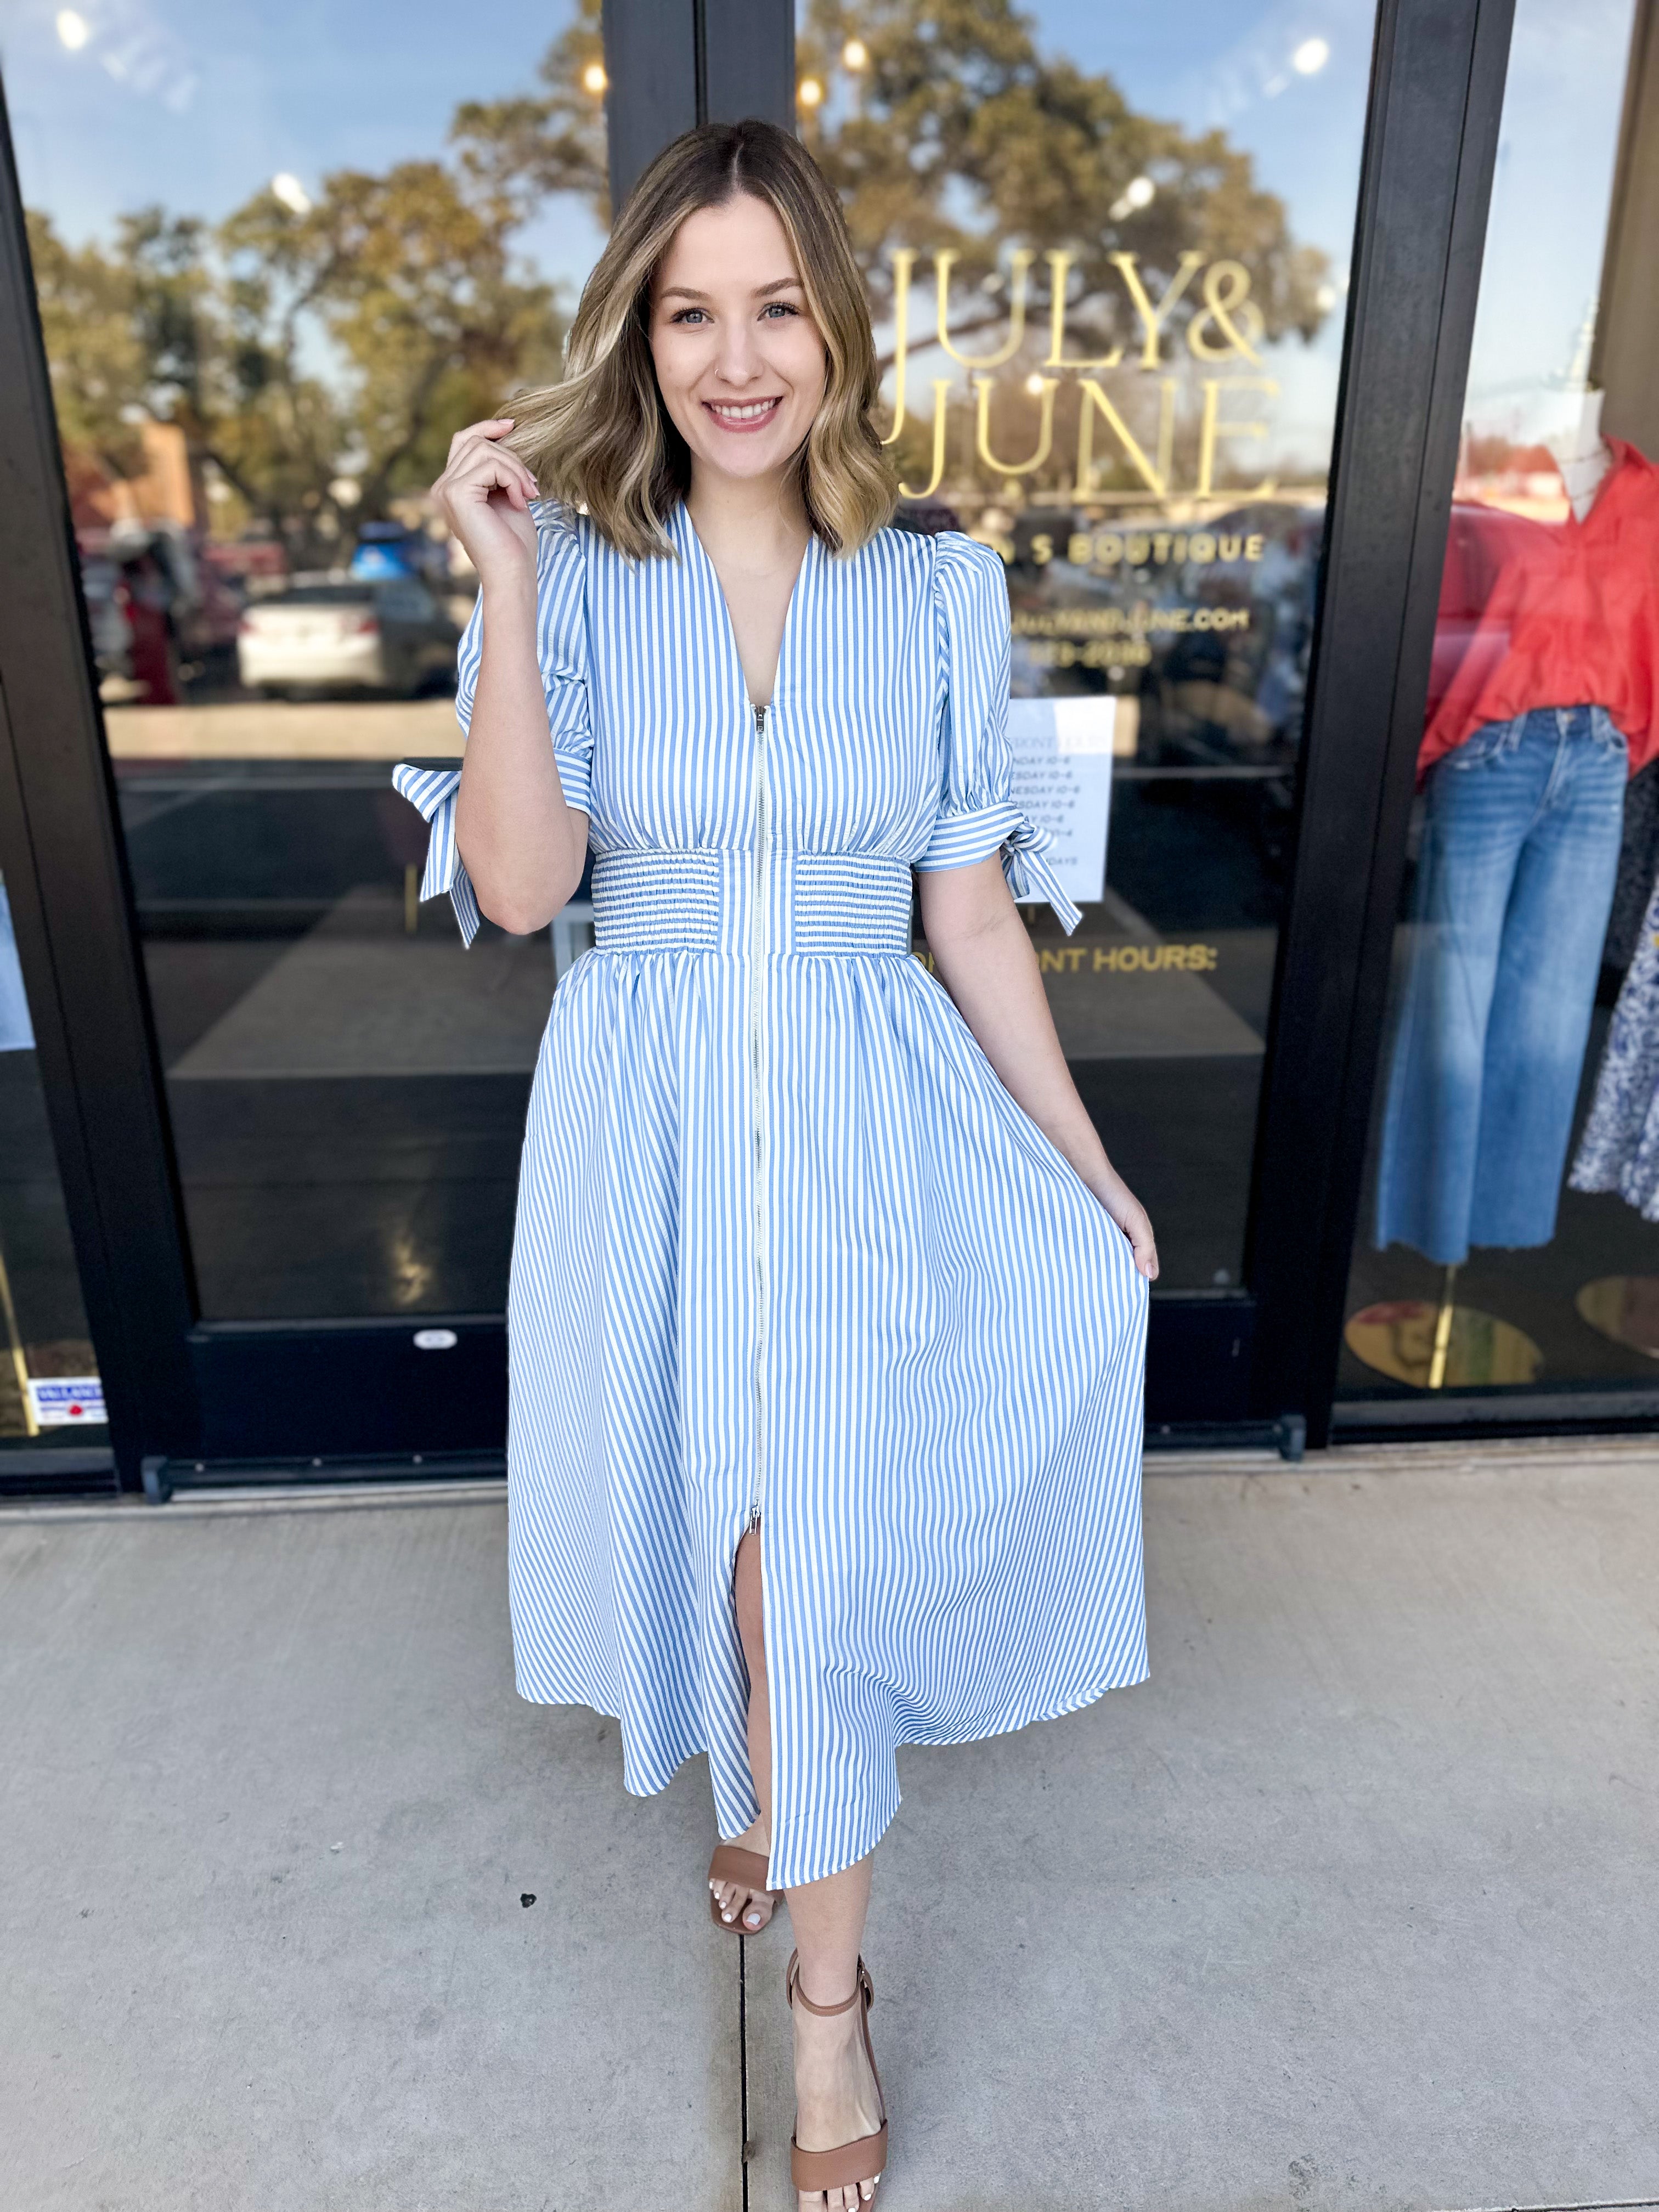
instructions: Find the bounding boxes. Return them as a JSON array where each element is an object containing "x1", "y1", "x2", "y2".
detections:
[
  {"x1": 802, "y1": 0, "x2": 1329, "y2": 363},
  {"x1": 450, "y1": 0, "x2": 610, "y2": 226},
  {"x1": 31, "y1": 0, "x2": 1328, "y2": 543},
  {"x1": 221, "y1": 166, "x2": 565, "y2": 520},
  {"x1": 30, "y1": 153, "x2": 567, "y2": 557},
  {"x1": 26, "y1": 212, "x2": 151, "y2": 488},
  {"x1": 461, "y1": 0, "x2": 1328, "y2": 370}
]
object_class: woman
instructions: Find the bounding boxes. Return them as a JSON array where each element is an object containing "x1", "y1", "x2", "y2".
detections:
[{"x1": 397, "y1": 119, "x2": 1154, "y2": 2210}]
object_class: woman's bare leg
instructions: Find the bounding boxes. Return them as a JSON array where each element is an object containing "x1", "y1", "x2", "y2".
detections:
[
  {"x1": 731, "y1": 1524, "x2": 884, "y2": 2211},
  {"x1": 710, "y1": 1523, "x2": 778, "y2": 1931}
]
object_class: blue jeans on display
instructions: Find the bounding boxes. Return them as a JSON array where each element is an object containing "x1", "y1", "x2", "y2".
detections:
[{"x1": 1374, "y1": 704, "x2": 1628, "y2": 1265}]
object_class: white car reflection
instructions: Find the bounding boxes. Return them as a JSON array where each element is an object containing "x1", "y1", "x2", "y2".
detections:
[{"x1": 238, "y1": 575, "x2": 459, "y2": 699}]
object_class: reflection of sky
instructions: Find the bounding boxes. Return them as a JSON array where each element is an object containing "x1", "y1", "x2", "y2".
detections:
[
  {"x1": 1037, "y1": 0, "x2": 1373, "y2": 266},
  {"x1": 0, "y1": 0, "x2": 607, "y2": 294},
  {"x1": 1060, "y1": 0, "x2": 1643, "y2": 461},
  {"x1": 802, "y1": 0, "x2": 1375, "y2": 477},
  {"x1": 8, "y1": 0, "x2": 1634, "y2": 469},
  {"x1": 943, "y1": 0, "x2": 1379, "y2": 476},
  {"x1": 1462, "y1": 0, "x2": 1636, "y2": 446}
]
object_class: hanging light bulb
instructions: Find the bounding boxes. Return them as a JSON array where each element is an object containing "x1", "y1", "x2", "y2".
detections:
[
  {"x1": 842, "y1": 38, "x2": 868, "y2": 70},
  {"x1": 798, "y1": 76, "x2": 824, "y2": 109},
  {"x1": 582, "y1": 60, "x2": 608, "y2": 95}
]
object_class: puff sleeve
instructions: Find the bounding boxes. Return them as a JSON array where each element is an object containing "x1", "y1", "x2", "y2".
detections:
[
  {"x1": 915, "y1": 533, "x2": 1082, "y2": 934},
  {"x1": 391, "y1": 503, "x2": 592, "y2": 946}
]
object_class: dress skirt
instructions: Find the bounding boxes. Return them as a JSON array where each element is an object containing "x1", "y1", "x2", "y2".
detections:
[{"x1": 395, "y1": 502, "x2": 1150, "y2": 1889}]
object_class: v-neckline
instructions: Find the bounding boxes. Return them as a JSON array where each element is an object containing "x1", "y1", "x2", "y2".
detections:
[{"x1": 678, "y1": 502, "x2": 813, "y2": 715}]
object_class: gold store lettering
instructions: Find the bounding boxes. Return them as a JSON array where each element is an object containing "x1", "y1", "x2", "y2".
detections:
[
  {"x1": 1107, "y1": 250, "x2": 1209, "y2": 369},
  {"x1": 1097, "y1": 944, "x2": 1220, "y2": 973},
  {"x1": 938, "y1": 247, "x2": 1035, "y2": 367},
  {"x1": 921, "y1": 945, "x2": 1221, "y2": 973},
  {"x1": 1055, "y1": 534, "x2": 1265, "y2": 568},
  {"x1": 1197, "y1": 380, "x2": 1279, "y2": 498},
  {"x1": 1037, "y1": 945, "x2": 1220, "y2": 973},
  {"x1": 898, "y1": 379, "x2": 953, "y2": 500},
  {"x1": 1073, "y1": 377, "x2": 1175, "y2": 499},
  {"x1": 975, "y1": 375, "x2": 1059, "y2": 476},
  {"x1": 887, "y1": 250, "x2": 1276, "y2": 497}
]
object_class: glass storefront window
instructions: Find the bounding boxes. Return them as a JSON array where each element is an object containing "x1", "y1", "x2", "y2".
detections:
[
  {"x1": 0, "y1": 874, "x2": 106, "y2": 1444},
  {"x1": 1341, "y1": 0, "x2": 1659, "y2": 1398},
  {"x1": 5, "y1": 0, "x2": 610, "y2": 1319},
  {"x1": 795, "y1": 0, "x2": 1375, "y2": 1290}
]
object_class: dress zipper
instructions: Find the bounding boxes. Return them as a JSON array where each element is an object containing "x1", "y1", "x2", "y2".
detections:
[{"x1": 747, "y1": 699, "x2": 771, "y2": 1534}]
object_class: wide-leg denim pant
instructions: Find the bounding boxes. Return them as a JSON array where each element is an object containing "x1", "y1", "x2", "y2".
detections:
[{"x1": 1374, "y1": 705, "x2": 1627, "y2": 1265}]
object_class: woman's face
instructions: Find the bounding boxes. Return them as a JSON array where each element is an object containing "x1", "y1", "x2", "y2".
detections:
[{"x1": 649, "y1": 193, "x2": 828, "y2": 489}]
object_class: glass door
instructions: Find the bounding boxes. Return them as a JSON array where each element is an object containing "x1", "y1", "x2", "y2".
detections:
[
  {"x1": 3, "y1": 0, "x2": 611, "y2": 1339},
  {"x1": 792, "y1": 0, "x2": 1378, "y2": 1418},
  {"x1": 1338, "y1": 0, "x2": 1659, "y2": 1415},
  {"x1": 0, "y1": 0, "x2": 1513, "y2": 1465}
]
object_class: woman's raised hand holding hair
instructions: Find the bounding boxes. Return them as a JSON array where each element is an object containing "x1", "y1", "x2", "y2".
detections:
[{"x1": 432, "y1": 418, "x2": 541, "y2": 585}]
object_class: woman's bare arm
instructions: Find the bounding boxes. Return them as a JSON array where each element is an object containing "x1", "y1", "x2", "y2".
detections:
[
  {"x1": 918, "y1": 855, "x2": 1159, "y2": 1279},
  {"x1": 432, "y1": 419, "x2": 589, "y2": 935}
]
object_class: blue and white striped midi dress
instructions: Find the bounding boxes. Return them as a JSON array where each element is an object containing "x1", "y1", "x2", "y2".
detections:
[{"x1": 394, "y1": 499, "x2": 1148, "y2": 1889}]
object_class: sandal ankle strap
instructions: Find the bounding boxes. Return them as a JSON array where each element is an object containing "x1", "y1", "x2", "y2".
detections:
[{"x1": 785, "y1": 1949, "x2": 874, "y2": 2015}]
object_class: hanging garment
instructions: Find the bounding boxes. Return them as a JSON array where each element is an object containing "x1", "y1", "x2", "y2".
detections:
[
  {"x1": 393, "y1": 503, "x2": 1149, "y2": 1891},
  {"x1": 1605, "y1": 757, "x2": 1659, "y2": 973},
  {"x1": 1420, "y1": 438, "x2": 1659, "y2": 781},
  {"x1": 1375, "y1": 705, "x2": 1627, "y2": 1265},
  {"x1": 1570, "y1": 862, "x2": 1659, "y2": 1218}
]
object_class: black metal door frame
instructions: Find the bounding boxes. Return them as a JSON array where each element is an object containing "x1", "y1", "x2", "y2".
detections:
[
  {"x1": 1245, "y1": 0, "x2": 1520, "y2": 1444},
  {"x1": 0, "y1": 0, "x2": 1538, "y2": 1488},
  {"x1": 0, "y1": 88, "x2": 198, "y2": 1484}
]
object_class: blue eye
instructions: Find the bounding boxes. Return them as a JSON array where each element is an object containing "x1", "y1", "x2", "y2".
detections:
[
  {"x1": 670, "y1": 307, "x2": 709, "y2": 325},
  {"x1": 762, "y1": 301, "x2": 800, "y2": 319}
]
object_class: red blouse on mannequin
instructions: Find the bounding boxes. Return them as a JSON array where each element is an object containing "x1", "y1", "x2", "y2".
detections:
[{"x1": 1420, "y1": 436, "x2": 1659, "y2": 779}]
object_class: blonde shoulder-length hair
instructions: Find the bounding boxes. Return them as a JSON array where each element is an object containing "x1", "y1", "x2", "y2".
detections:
[{"x1": 505, "y1": 119, "x2": 896, "y2": 561}]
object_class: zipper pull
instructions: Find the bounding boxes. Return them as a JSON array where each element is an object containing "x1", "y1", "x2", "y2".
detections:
[{"x1": 755, "y1": 701, "x2": 767, "y2": 737}]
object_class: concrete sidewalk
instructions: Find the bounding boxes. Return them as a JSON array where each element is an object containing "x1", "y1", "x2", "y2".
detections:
[{"x1": 3, "y1": 1442, "x2": 1658, "y2": 2211}]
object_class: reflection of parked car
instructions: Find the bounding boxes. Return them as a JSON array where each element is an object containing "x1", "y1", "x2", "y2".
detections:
[
  {"x1": 348, "y1": 518, "x2": 450, "y2": 584},
  {"x1": 237, "y1": 575, "x2": 459, "y2": 698}
]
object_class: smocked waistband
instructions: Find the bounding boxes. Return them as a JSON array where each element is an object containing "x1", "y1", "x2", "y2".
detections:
[{"x1": 590, "y1": 848, "x2": 913, "y2": 956}]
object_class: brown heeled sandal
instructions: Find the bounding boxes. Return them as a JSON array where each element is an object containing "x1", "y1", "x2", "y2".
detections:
[
  {"x1": 707, "y1": 1843, "x2": 781, "y2": 1933},
  {"x1": 785, "y1": 1949, "x2": 889, "y2": 2200}
]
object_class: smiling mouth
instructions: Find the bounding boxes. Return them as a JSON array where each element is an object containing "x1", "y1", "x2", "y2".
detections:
[{"x1": 704, "y1": 396, "x2": 783, "y2": 430}]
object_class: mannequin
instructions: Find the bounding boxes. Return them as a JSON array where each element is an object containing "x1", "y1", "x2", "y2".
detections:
[
  {"x1": 1547, "y1": 388, "x2": 1615, "y2": 521},
  {"x1": 1374, "y1": 388, "x2": 1659, "y2": 1273}
]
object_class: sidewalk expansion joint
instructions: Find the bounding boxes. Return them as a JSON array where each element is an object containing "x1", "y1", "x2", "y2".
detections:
[{"x1": 738, "y1": 1932, "x2": 753, "y2": 2212}]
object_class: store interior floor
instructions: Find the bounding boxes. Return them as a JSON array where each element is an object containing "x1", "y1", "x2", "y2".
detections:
[
  {"x1": 128, "y1": 887, "x2": 1276, "y2": 1318},
  {"x1": 101, "y1": 756, "x2": 1294, "y2": 1316},
  {"x1": 1342, "y1": 1002, "x2": 1659, "y2": 1400},
  {"x1": 4, "y1": 1440, "x2": 1656, "y2": 2210}
]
